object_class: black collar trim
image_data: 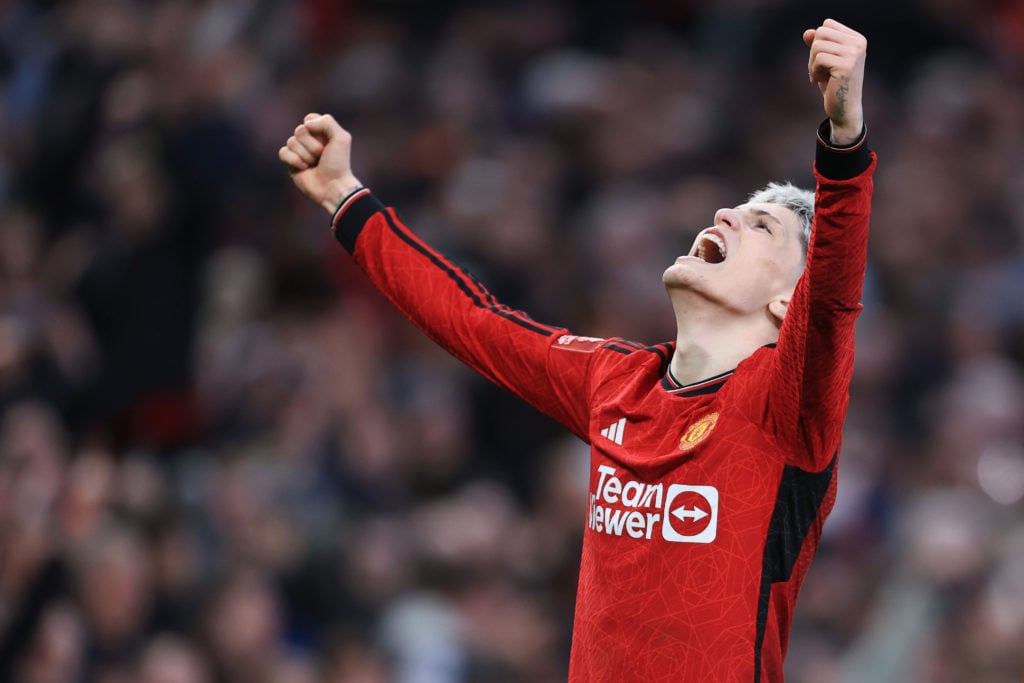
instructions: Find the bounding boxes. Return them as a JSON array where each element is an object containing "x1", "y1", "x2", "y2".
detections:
[{"x1": 663, "y1": 367, "x2": 734, "y2": 396}]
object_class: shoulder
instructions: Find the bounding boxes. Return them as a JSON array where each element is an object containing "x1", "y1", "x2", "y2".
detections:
[
  {"x1": 552, "y1": 335, "x2": 669, "y2": 359},
  {"x1": 722, "y1": 345, "x2": 777, "y2": 393},
  {"x1": 589, "y1": 339, "x2": 673, "y2": 389},
  {"x1": 551, "y1": 335, "x2": 670, "y2": 371}
]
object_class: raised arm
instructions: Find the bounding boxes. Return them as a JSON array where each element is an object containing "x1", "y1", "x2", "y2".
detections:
[
  {"x1": 279, "y1": 114, "x2": 602, "y2": 440},
  {"x1": 764, "y1": 20, "x2": 875, "y2": 470}
]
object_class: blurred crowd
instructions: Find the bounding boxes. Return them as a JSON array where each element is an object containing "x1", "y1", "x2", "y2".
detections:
[{"x1": 1, "y1": 0, "x2": 1023, "y2": 681}]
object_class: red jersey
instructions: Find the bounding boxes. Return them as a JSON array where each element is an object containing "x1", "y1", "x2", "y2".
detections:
[{"x1": 331, "y1": 124, "x2": 875, "y2": 682}]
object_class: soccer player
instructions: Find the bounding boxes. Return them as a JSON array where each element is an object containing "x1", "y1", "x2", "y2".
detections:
[{"x1": 280, "y1": 18, "x2": 873, "y2": 683}]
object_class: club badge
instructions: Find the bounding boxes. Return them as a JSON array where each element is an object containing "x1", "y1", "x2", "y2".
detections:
[{"x1": 678, "y1": 412, "x2": 719, "y2": 452}]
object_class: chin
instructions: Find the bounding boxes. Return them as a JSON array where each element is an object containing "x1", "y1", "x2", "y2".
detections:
[{"x1": 662, "y1": 263, "x2": 694, "y2": 289}]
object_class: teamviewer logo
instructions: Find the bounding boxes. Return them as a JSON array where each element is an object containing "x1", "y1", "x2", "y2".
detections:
[{"x1": 662, "y1": 484, "x2": 719, "y2": 543}]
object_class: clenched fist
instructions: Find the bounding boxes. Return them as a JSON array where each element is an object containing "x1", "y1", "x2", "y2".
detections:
[
  {"x1": 803, "y1": 19, "x2": 867, "y2": 146},
  {"x1": 279, "y1": 113, "x2": 363, "y2": 213}
]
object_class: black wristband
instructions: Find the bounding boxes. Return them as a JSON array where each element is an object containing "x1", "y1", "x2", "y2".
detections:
[
  {"x1": 330, "y1": 188, "x2": 384, "y2": 253},
  {"x1": 815, "y1": 119, "x2": 871, "y2": 180}
]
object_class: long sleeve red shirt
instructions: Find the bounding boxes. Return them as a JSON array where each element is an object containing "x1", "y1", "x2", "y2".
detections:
[{"x1": 331, "y1": 124, "x2": 875, "y2": 682}]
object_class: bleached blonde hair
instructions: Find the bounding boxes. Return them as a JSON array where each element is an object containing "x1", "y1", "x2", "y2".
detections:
[{"x1": 748, "y1": 182, "x2": 814, "y2": 255}]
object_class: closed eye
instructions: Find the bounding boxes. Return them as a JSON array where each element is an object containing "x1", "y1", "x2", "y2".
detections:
[{"x1": 746, "y1": 207, "x2": 783, "y2": 234}]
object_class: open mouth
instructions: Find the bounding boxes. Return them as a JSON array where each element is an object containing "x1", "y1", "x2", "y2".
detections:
[{"x1": 690, "y1": 233, "x2": 727, "y2": 264}]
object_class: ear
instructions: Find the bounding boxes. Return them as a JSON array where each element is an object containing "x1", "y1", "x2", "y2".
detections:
[{"x1": 768, "y1": 296, "x2": 790, "y2": 325}]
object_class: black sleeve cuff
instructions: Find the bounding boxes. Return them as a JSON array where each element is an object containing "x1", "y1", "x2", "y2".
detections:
[
  {"x1": 330, "y1": 188, "x2": 385, "y2": 253},
  {"x1": 815, "y1": 119, "x2": 871, "y2": 180}
]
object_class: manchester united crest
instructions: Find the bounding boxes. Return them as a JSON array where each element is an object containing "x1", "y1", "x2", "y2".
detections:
[{"x1": 679, "y1": 412, "x2": 719, "y2": 451}]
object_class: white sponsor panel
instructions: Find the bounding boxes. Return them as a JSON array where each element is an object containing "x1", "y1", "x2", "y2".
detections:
[{"x1": 662, "y1": 484, "x2": 718, "y2": 543}]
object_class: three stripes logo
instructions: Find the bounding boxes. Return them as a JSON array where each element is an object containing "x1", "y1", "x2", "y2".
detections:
[{"x1": 600, "y1": 417, "x2": 627, "y2": 446}]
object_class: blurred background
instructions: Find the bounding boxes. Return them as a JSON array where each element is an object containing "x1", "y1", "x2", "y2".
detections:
[{"x1": 0, "y1": 0, "x2": 1023, "y2": 681}]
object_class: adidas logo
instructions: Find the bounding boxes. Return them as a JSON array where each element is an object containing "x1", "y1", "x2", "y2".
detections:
[{"x1": 600, "y1": 417, "x2": 626, "y2": 446}]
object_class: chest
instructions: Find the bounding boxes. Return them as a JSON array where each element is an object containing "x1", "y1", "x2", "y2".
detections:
[{"x1": 584, "y1": 376, "x2": 781, "y2": 547}]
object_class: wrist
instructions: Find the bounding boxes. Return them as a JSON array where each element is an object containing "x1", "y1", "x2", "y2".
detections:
[
  {"x1": 828, "y1": 118, "x2": 864, "y2": 147},
  {"x1": 321, "y1": 176, "x2": 363, "y2": 214},
  {"x1": 815, "y1": 118, "x2": 871, "y2": 180}
]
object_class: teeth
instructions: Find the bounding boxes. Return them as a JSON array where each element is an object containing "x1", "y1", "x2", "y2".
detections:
[{"x1": 696, "y1": 233, "x2": 726, "y2": 263}]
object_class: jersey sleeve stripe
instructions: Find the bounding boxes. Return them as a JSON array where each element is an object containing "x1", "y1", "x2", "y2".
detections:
[
  {"x1": 380, "y1": 208, "x2": 563, "y2": 337},
  {"x1": 601, "y1": 343, "x2": 636, "y2": 355},
  {"x1": 460, "y1": 264, "x2": 503, "y2": 310},
  {"x1": 641, "y1": 344, "x2": 670, "y2": 365}
]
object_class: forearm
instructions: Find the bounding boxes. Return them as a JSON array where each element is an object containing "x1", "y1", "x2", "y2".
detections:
[
  {"x1": 808, "y1": 118, "x2": 874, "y2": 311},
  {"x1": 331, "y1": 189, "x2": 593, "y2": 437}
]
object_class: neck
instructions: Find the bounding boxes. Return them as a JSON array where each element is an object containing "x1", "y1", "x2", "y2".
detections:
[{"x1": 668, "y1": 297, "x2": 780, "y2": 386}]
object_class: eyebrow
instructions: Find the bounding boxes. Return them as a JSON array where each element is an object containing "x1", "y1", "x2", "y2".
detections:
[{"x1": 747, "y1": 208, "x2": 784, "y2": 227}]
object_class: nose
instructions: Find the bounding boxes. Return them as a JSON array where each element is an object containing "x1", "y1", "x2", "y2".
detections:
[{"x1": 714, "y1": 208, "x2": 740, "y2": 232}]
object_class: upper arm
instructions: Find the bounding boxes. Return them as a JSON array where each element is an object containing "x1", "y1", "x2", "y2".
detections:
[{"x1": 759, "y1": 126, "x2": 876, "y2": 469}]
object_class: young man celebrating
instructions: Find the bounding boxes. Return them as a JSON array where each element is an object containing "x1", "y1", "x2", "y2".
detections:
[{"x1": 280, "y1": 18, "x2": 873, "y2": 683}]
